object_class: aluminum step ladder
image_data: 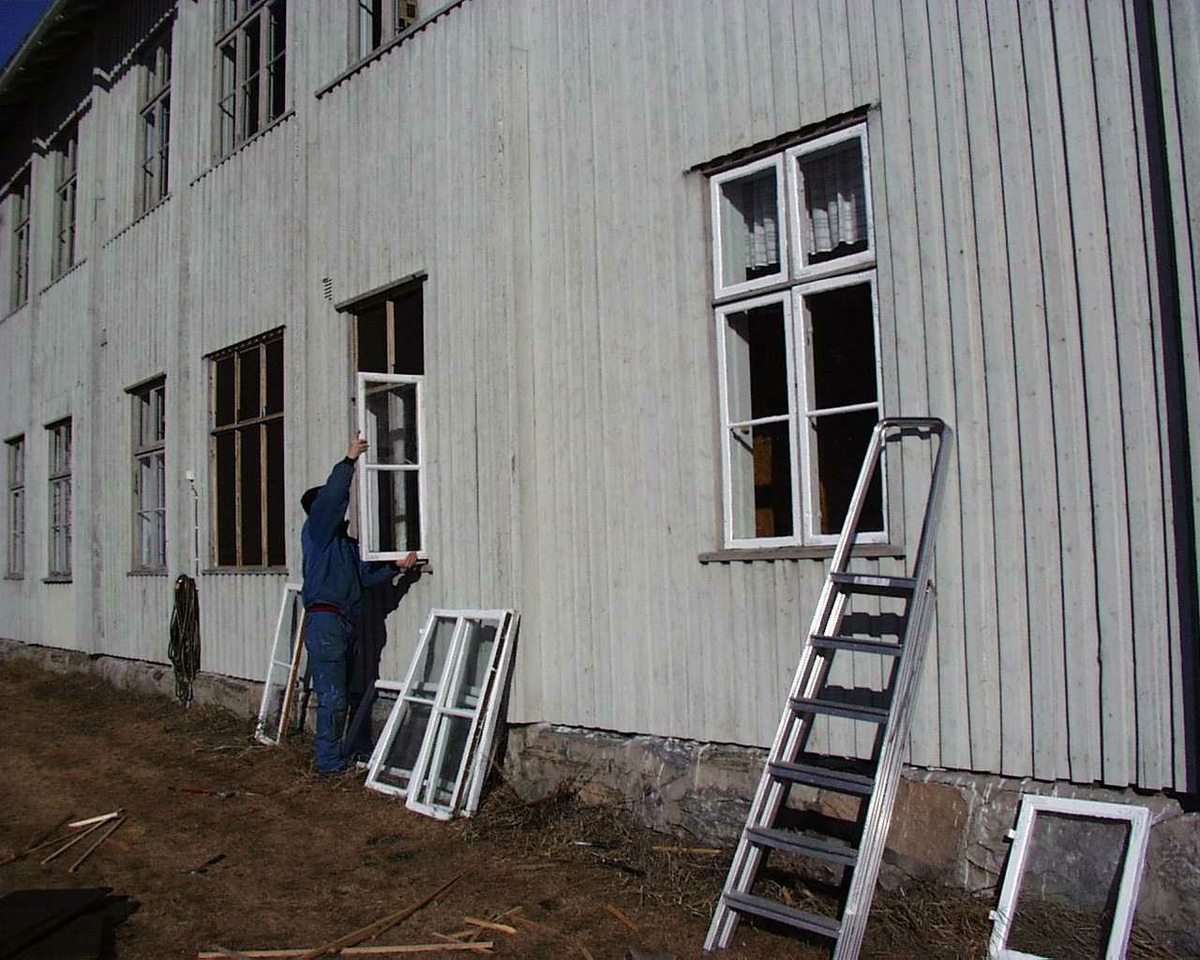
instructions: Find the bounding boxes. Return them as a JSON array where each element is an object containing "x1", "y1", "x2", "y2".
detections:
[{"x1": 705, "y1": 418, "x2": 953, "y2": 958}]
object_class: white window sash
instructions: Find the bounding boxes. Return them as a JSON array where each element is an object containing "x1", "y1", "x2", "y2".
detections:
[{"x1": 710, "y1": 154, "x2": 789, "y2": 301}]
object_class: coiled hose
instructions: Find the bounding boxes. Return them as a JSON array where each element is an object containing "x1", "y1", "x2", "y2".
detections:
[{"x1": 168, "y1": 574, "x2": 201, "y2": 707}]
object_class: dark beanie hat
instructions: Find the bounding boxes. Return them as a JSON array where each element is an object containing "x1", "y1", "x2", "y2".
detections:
[{"x1": 301, "y1": 486, "x2": 322, "y2": 515}]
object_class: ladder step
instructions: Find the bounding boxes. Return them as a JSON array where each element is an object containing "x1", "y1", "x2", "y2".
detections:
[
  {"x1": 722, "y1": 891, "x2": 841, "y2": 939},
  {"x1": 811, "y1": 634, "x2": 903, "y2": 657},
  {"x1": 745, "y1": 826, "x2": 860, "y2": 867},
  {"x1": 830, "y1": 572, "x2": 918, "y2": 597},
  {"x1": 790, "y1": 696, "x2": 890, "y2": 724},
  {"x1": 767, "y1": 760, "x2": 876, "y2": 795}
]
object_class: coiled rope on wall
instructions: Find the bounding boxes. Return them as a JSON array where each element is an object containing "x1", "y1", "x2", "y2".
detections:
[{"x1": 168, "y1": 574, "x2": 201, "y2": 707}]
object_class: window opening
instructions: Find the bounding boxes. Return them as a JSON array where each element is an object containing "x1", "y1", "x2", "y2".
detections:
[
  {"x1": 138, "y1": 27, "x2": 172, "y2": 213},
  {"x1": 9, "y1": 172, "x2": 31, "y2": 310},
  {"x1": 131, "y1": 378, "x2": 167, "y2": 570},
  {"x1": 6, "y1": 436, "x2": 24, "y2": 576},
  {"x1": 47, "y1": 419, "x2": 72, "y2": 577},
  {"x1": 353, "y1": 0, "x2": 420, "y2": 61},
  {"x1": 215, "y1": 0, "x2": 287, "y2": 159},
  {"x1": 52, "y1": 126, "x2": 78, "y2": 280}
]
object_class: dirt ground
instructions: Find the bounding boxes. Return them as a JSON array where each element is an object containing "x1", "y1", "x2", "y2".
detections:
[{"x1": 0, "y1": 659, "x2": 1182, "y2": 960}]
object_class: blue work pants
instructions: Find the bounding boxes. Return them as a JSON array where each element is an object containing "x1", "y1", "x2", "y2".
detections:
[{"x1": 304, "y1": 611, "x2": 355, "y2": 774}]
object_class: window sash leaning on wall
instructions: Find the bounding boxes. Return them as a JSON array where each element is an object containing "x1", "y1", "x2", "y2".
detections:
[
  {"x1": 47, "y1": 420, "x2": 71, "y2": 577},
  {"x1": 710, "y1": 121, "x2": 885, "y2": 548},
  {"x1": 6, "y1": 436, "x2": 24, "y2": 576}
]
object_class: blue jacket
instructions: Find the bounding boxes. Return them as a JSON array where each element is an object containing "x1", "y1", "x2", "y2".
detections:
[{"x1": 301, "y1": 458, "x2": 397, "y2": 621}]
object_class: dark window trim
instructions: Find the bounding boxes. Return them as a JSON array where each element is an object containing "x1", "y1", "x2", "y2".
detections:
[{"x1": 334, "y1": 270, "x2": 427, "y2": 313}]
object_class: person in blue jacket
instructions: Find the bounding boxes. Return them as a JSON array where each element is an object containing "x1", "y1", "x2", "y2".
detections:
[{"x1": 301, "y1": 431, "x2": 419, "y2": 775}]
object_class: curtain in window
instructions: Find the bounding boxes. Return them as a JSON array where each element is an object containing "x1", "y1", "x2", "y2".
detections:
[
  {"x1": 804, "y1": 144, "x2": 867, "y2": 255},
  {"x1": 744, "y1": 173, "x2": 779, "y2": 271}
]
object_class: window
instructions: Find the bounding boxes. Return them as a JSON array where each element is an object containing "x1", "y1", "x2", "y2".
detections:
[
  {"x1": 353, "y1": 0, "x2": 420, "y2": 60},
  {"x1": 131, "y1": 378, "x2": 166, "y2": 570},
  {"x1": 210, "y1": 330, "x2": 285, "y2": 567},
  {"x1": 9, "y1": 171, "x2": 31, "y2": 310},
  {"x1": 52, "y1": 125, "x2": 78, "y2": 280},
  {"x1": 47, "y1": 420, "x2": 71, "y2": 578},
  {"x1": 216, "y1": 0, "x2": 287, "y2": 159},
  {"x1": 139, "y1": 28, "x2": 172, "y2": 213},
  {"x1": 351, "y1": 282, "x2": 425, "y2": 559},
  {"x1": 711, "y1": 123, "x2": 882, "y2": 547},
  {"x1": 6, "y1": 436, "x2": 24, "y2": 577}
]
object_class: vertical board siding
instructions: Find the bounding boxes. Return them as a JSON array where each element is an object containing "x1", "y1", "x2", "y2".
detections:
[{"x1": 0, "y1": 0, "x2": 1193, "y2": 793}]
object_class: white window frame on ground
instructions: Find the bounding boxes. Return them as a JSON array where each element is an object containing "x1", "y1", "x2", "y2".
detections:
[
  {"x1": 9, "y1": 170, "x2": 31, "y2": 311},
  {"x1": 47, "y1": 419, "x2": 71, "y2": 578},
  {"x1": 215, "y1": 0, "x2": 287, "y2": 160},
  {"x1": 6, "y1": 436, "x2": 24, "y2": 577},
  {"x1": 138, "y1": 26, "x2": 172, "y2": 214},
  {"x1": 52, "y1": 126, "x2": 78, "y2": 280},
  {"x1": 988, "y1": 796, "x2": 1151, "y2": 960},
  {"x1": 355, "y1": 371, "x2": 426, "y2": 561},
  {"x1": 131, "y1": 377, "x2": 166, "y2": 571},
  {"x1": 351, "y1": 0, "x2": 420, "y2": 61},
  {"x1": 711, "y1": 121, "x2": 884, "y2": 548}
]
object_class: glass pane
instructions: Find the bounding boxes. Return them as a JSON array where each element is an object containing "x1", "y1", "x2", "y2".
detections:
[
  {"x1": 268, "y1": 1, "x2": 286, "y2": 119},
  {"x1": 799, "y1": 138, "x2": 869, "y2": 267},
  {"x1": 264, "y1": 338, "x2": 283, "y2": 414},
  {"x1": 810, "y1": 409, "x2": 882, "y2": 535},
  {"x1": 238, "y1": 347, "x2": 261, "y2": 421},
  {"x1": 448, "y1": 619, "x2": 498, "y2": 711},
  {"x1": 806, "y1": 283, "x2": 877, "y2": 411},
  {"x1": 364, "y1": 382, "x2": 418, "y2": 464},
  {"x1": 138, "y1": 457, "x2": 154, "y2": 511},
  {"x1": 154, "y1": 385, "x2": 166, "y2": 442},
  {"x1": 723, "y1": 301, "x2": 789, "y2": 423},
  {"x1": 375, "y1": 702, "x2": 430, "y2": 792},
  {"x1": 215, "y1": 432, "x2": 237, "y2": 565},
  {"x1": 409, "y1": 616, "x2": 457, "y2": 699},
  {"x1": 421, "y1": 714, "x2": 471, "y2": 808},
  {"x1": 243, "y1": 19, "x2": 261, "y2": 136},
  {"x1": 239, "y1": 425, "x2": 263, "y2": 565},
  {"x1": 718, "y1": 166, "x2": 780, "y2": 288},
  {"x1": 215, "y1": 356, "x2": 236, "y2": 426},
  {"x1": 729, "y1": 421, "x2": 794, "y2": 540},
  {"x1": 367, "y1": 468, "x2": 421, "y2": 553},
  {"x1": 265, "y1": 420, "x2": 285, "y2": 565},
  {"x1": 139, "y1": 511, "x2": 153, "y2": 567}
]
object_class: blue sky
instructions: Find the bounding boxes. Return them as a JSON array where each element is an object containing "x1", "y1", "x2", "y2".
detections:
[{"x1": 0, "y1": 0, "x2": 52, "y2": 71}]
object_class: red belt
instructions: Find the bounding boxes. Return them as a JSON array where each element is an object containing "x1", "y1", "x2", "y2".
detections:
[{"x1": 306, "y1": 603, "x2": 348, "y2": 621}]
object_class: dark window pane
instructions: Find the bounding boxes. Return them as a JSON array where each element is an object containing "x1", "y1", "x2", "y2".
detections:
[
  {"x1": 216, "y1": 431, "x2": 238, "y2": 565},
  {"x1": 238, "y1": 347, "x2": 261, "y2": 421},
  {"x1": 393, "y1": 288, "x2": 424, "y2": 375},
  {"x1": 264, "y1": 337, "x2": 284, "y2": 414},
  {"x1": 240, "y1": 425, "x2": 263, "y2": 565},
  {"x1": 215, "y1": 356, "x2": 236, "y2": 426},
  {"x1": 807, "y1": 283, "x2": 877, "y2": 410},
  {"x1": 813, "y1": 409, "x2": 882, "y2": 535},
  {"x1": 718, "y1": 167, "x2": 780, "y2": 287},
  {"x1": 266, "y1": 420, "x2": 285, "y2": 565},
  {"x1": 724, "y1": 302, "x2": 788, "y2": 422},
  {"x1": 356, "y1": 305, "x2": 388, "y2": 373}
]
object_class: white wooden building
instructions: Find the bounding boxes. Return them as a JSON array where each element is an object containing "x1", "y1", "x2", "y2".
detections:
[{"x1": 0, "y1": 0, "x2": 1196, "y2": 800}]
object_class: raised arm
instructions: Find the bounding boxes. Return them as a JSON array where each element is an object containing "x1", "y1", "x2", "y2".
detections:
[{"x1": 306, "y1": 433, "x2": 368, "y2": 548}]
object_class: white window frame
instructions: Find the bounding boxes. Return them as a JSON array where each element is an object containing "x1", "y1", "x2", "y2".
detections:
[
  {"x1": 255, "y1": 581, "x2": 306, "y2": 746},
  {"x1": 785, "y1": 125, "x2": 875, "y2": 282},
  {"x1": 710, "y1": 154, "x2": 788, "y2": 300},
  {"x1": 988, "y1": 796, "x2": 1151, "y2": 960},
  {"x1": 47, "y1": 419, "x2": 72, "y2": 578},
  {"x1": 131, "y1": 378, "x2": 167, "y2": 571},
  {"x1": 6, "y1": 436, "x2": 24, "y2": 577},
  {"x1": 355, "y1": 371, "x2": 426, "y2": 561}
]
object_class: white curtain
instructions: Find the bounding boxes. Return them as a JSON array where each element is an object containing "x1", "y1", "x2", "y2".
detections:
[
  {"x1": 804, "y1": 143, "x2": 867, "y2": 256},
  {"x1": 743, "y1": 172, "x2": 779, "y2": 271}
]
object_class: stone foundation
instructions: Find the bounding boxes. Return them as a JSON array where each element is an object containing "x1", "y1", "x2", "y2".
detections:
[{"x1": 3, "y1": 637, "x2": 1197, "y2": 952}]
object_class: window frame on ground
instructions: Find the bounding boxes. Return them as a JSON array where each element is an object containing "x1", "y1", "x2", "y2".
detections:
[
  {"x1": 138, "y1": 26, "x2": 172, "y2": 214},
  {"x1": 710, "y1": 121, "x2": 885, "y2": 549},
  {"x1": 130, "y1": 377, "x2": 167, "y2": 572},
  {"x1": 52, "y1": 125, "x2": 78, "y2": 280},
  {"x1": 351, "y1": 0, "x2": 420, "y2": 61},
  {"x1": 8, "y1": 169, "x2": 31, "y2": 311},
  {"x1": 46, "y1": 419, "x2": 72, "y2": 579},
  {"x1": 208, "y1": 329, "x2": 285, "y2": 569},
  {"x1": 215, "y1": 0, "x2": 287, "y2": 160},
  {"x1": 6, "y1": 435, "x2": 24, "y2": 577}
]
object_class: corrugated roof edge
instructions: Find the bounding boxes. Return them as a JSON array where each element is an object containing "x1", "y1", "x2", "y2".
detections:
[{"x1": 314, "y1": 0, "x2": 472, "y2": 100}]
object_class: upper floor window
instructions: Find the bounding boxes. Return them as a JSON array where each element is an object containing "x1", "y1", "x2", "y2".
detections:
[
  {"x1": 47, "y1": 419, "x2": 72, "y2": 578},
  {"x1": 353, "y1": 0, "x2": 420, "y2": 61},
  {"x1": 52, "y1": 125, "x2": 78, "y2": 280},
  {"x1": 139, "y1": 27, "x2": 172, "y2": 213},
  {"x1": 216, "y1": 0, "x2": 287, "y2": 159},
  {"x1": 8, "y1": 171, "x2": 31, "y2": 311},
  {"x1": 711, "y1": 123, "x2": 883, "y2": 548},
  {"x1": 6, "y1": 435, "x2": 24, "y2": 577},
  {"x1": 210, "y1": 330, "x2": 285, "y2": 567},
  {"x1": 131, "y1": 378, "x2": 167, "y2": 571}
]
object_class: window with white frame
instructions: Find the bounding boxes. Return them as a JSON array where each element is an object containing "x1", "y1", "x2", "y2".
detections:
[
  {"x1": 52, "y1": 125, "x2": 78, "y2": 280},
  {"x1": 352, "y1": 0, "x2": 420, "y2": 61},
  {"x1": 351, "y1": 282, "x2": 425, "y2": 559},
  {"x1": 210, "y1": 330, "x2": 285, "y2": 567},
  {"x1": 139, "y1": 27, "x2": 172, "y2": 214},
  {"x1": 47, "y1": 419, "x2": 72, "y2": 577},
  {"x1": 216, "y1": 0, "x2": 287, "y2": 159},
  {"x1": 131, "y1": 378, "x2": 166, "y2": 570},
  {"x1": 6, "y1": 436, "x2": 24, "y2": 577},
  {"x1": 9, "y1": 171, "x2": 31, "y2": 311},
  {"x1": 711, "y1": 123, "x2": 883, "y2": 547}
]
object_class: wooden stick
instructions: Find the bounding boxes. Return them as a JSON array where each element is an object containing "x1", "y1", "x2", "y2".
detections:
[
  {"x1": 41, "y1": 816, "x2": 112, "y2": 864},
  {"x1": 68, "y1": 814, "x2": 127, "y2": 873},
  {"x1": 0, "y1": 813, "x2": 76, "y2": 866},
  {"x1": 462, "y1": 918, "x2": 517, "y2": 935},
  {"x1": 199, "y1": 944, "x2": 493, "y2": 958},
  {"x1": 68, "y1": 811, "x2": 122, "y2": 829},
  {"x1": 297, "y1": 874, "x2": 462, "y2": 960},
  {"x1": 209, "y1": 948, "x2": 254, "y2": 960},
  {"x1": 649, "y1": 845, "x2": 721, "y2": 855},
  {"x1": 603, "y1": 904, "x2": 639, "y2": 932}
]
